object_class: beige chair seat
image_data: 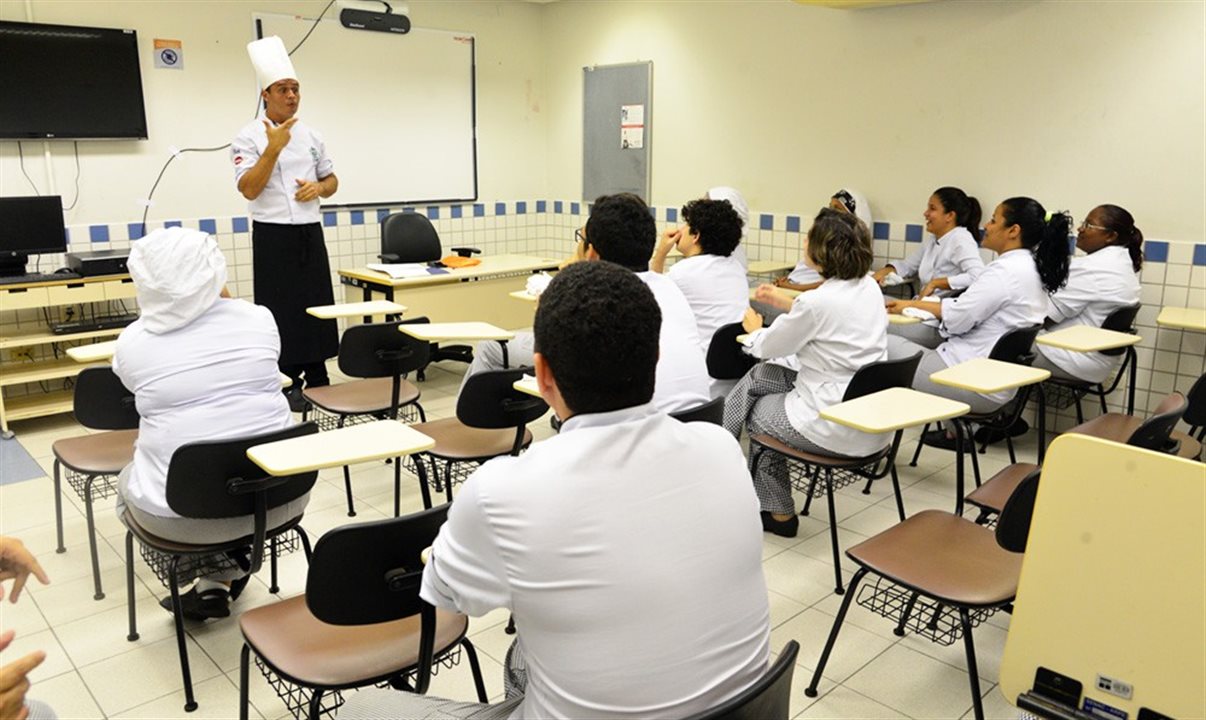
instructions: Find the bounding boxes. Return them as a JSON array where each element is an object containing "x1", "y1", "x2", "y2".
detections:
[
  {"x1": 303, "y1": 377, "x2": 420, "y2": 416},
  {"x1": 750, "y1": 433, "x2": 887, "y2": 467},
  {"x1": 411, "y1": 418, "x2": 533, "y2": 460},
  {"x1": 52, "y1": 429, "x2": 138, "y2": 474},
  {"x1": 965, "y1": 463, "x2": 1039, "y2": 514},
  {"x1": 1171, "y1": 430, "x2": 1202, "y2": 460},
  {"x1": 240, "y1": 595, "x2": 468, "y2": 687},
  {"x1": 847, "y1": 510, "x2": 1023, "y2": 607}
]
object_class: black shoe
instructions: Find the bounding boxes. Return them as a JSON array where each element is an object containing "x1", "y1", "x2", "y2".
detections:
[
  {"x1": 921, "y1": 429, "x2": 959, "y2": 451},
  {"x1": 159, "y1": 586, "x2": 231, "y2": 620},
  {"x1": 228, "y1": 574, "x2": 251, "y2": 602},
  {"x1": 973, "y1": 419, "x2": 1029, "y2": 445},
  {"x1": 760, "y1": 511, "x2": 799, "y2": 538}
]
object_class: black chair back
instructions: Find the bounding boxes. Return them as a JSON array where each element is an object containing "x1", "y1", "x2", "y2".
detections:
[
  {"x1": 670, "y1": 396, "x2": 725, "y2": 425},
  {"x1": 457, "y1": 368, "x2": 549, "y2": 430},
  {"x1": 1127, "y1": 392, "x2": 1188, "y2": 453},
  {"x1": 338, "y1": 321, "x2": 432, "y2": 380},
  {"x1": 1183, "y1": 372, "x2": 1206, "y2": 440},
  {"x1": 74, "y1": 366, "x2": 139, "y2": 430},
  {"x1": 995, "y1": 467, "x2": 1041, "y2": 553},
  {"x1": 1098, "y1": 304, "x2": 1141, "y2": 357},
  {"x1": 707, "y1": 322, "x2": 757, "y2": 381},
  {"x1": 380, "y1": 212, "x2": 441, "y2": 263},
  {"x1": 685, "y1": 641, "x2": 799, "y2": 720},
  {"x1": 987, "y1": 324, "x2": 1041, "y2": 365},
  {"x1": 842, "y1": 352, "x2": 922, "y2": 402}
]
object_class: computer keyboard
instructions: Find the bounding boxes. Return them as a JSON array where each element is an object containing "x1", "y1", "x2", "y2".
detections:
[
  {"x1": 0, "y1": 271, "x2": 82, "y2": 285},
  {"x1": 51, "y1": 314, "x2": 139, "y2": 335}
]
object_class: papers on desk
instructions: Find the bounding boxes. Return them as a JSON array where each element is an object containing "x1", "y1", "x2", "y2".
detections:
[{"x1": 366, "y1": 263, "x2": 448, "y2": 279}]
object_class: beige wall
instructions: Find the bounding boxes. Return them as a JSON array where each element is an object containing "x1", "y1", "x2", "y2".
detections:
[
  {"x1": 542, "y1": 0, "x2": 1205, "y2": 242},
  {"x1": 0, "y1": 0, "x2": 547, "y2": 226}
]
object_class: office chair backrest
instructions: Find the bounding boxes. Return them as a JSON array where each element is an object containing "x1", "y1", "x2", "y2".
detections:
[
  {"x1": 305, "y1": 504, "x2": 450, "y2": 626},
  {"x1": 670, "y1": 396, "x2": 725, "y2": 425},
  {"x1": 707, "y1": 322, "x2": 758, "y2": 381},
  {"x1": 1182, "y1": 372, "x2": 1206, "y2": 438},
  {"x1": 338, "y1": 320, "x2": 432, "y2": 380},
  {"x1": 74, "y1": 366, "x2": 139, "y2": 430},
  {"x1": 995, "y1": 467, "x2": 1041, "y2": 553},
  {"x1": 988, "y1": 324, "x2": 1041, "y2": 366},
  {"x1": 456, "y1": 367, "x2": 549, "y2": 430},
  {"x1": 842, "y1": 351, "x2": 922, "y2": 402},
  {"x1": 380, "y1": 212, "x2": 442, "y2": 263},
  {"x1": 684, "y1": 641, "x2": 799, "y2": 720},
  {"x1": 1127, "y1": 392, "x2": 1188, "y2": 453},
  {"x1": 1098, "y1": 304, "x2": 1141, "y2": 357}
]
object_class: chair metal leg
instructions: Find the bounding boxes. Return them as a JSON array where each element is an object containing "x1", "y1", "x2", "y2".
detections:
[
  {"x1": 967, "y1": 426, "x2": 982, "y2": 488},
  {"x1": 125, "y1": 531, "x2": 139, "y2": 642},
  {"x1": 394, "y1": 456, "x2": 403, "y2": 517},
  {"x1": 298, "y1": 527, "x2": 313, "y2": 562},
  {"x1": 444, "y1": 460, "x2": 455, "y2": 504},
  {"x1": 1099, "y1": 386, "x2": 1109, "y2": 415},
  {"x1": 1036, "y1": 387, "x2": 1048, "y2": 464},
  {"x1": 239, "y1": 644, "x2": 251, "y2": 720},
  {"x1": 909, "y1": 423, "x2": 929, "y2": 467},
  {"x1": 307, "y1": 689, "x2": 324, "y2": 720},
  {"x1": 960, "y1": 608, "x2": 985, "y2": 720},
  {"x1": 167, "y1": 557, "x2": 198, "y2": 712},
  {"x1": 1125, "y1": 349, "x2": 1137, "y2": 416},
  {"x1": 268, "y1": 536, "x2": 280, "y2": 594},
  {"x1": 1005, "y1": 433, "x2": 1017, "y2": 464},
  {"x1": 894, "y1": 592, "x2": 920, "y2": 636},
  {"x1": 824, "y1": 469, "x2": 844, "y2": 595},
  {"x1": 805, "y1": 567, "x2": 868, "y2": 698},
  {"x1": 927, "y1": 603, "x2": 945, "y2": 631},
  {"x1": 53, "y1": 460, "x2": 66, "y2": 554},
  {"x1": 800, "y1": 465, "x2": 820, "y2": 517},
  {"x1": 414, "y1": 455, "x2": 434, "y2": 510},
  {"x1": 890, "y1": 464, "x2": 906, "y2": 522},
  {"x1": 954, "y1": 421, "x2": 967, "y2": 516},
  {"x1": 83, "y1": 476, "x2": 105, "y2": 600},
  {"x1": 461, "y1": 639, "x2": 489, "y2": 703},
  {"x1": 341, "y1": 464, "x2": 356, "y2": 517}
]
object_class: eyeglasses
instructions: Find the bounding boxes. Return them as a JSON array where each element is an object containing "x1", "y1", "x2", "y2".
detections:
[
  {"x1": 574, "y1": 227, "x2": 585, "y2": 244},
  {"x1": 1079, "y1": 221, "x2": 1109, "y2": 232}
]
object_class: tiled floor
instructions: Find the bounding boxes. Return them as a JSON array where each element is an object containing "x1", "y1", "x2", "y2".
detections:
[{"x1": 1, "y1": 361, "x2": 1030, "y2": 719}]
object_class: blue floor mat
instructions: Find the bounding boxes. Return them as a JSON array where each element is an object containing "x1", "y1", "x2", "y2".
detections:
[{"x1": 1, "y1": 436, "x2": 46, "y2": 485}]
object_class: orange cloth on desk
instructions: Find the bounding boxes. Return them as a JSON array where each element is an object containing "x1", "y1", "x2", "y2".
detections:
[{"x1": 440, "y1": 255, "x2": 481, "y2": 269}]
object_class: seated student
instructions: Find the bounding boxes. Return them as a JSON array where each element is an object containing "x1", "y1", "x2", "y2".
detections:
[
  {"x1": 651, "y1": 197, "x2": 748, "y2": 396},
  {"x1": 341, "y1": 261, "x2": 771, "y2": 720},
  {"x1": 113, "y1": 227, "x2": 306, "y2": 619},
  {"x1": 707, "y1": 186, "x2": 750, "y2": 269},
  {"x1": 886, "y1": 197, "x2": 1071, "y2": 443},
  {"x1": 873, "y1": 187, "x2": 986, "y2": 348},
  {"x1": 463, "y1": 193, "x2": 710, "y2": 414},
  {"x1": 723, "y1": 208, "x2": 888, "y2": 538},
  {"x1": 774, "y1": 188, "x2": 872, "y2": 293}
]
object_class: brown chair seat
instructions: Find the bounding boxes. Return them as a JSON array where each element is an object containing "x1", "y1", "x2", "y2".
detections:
[
  {"x1": 1172, "y1": 431, "x2": 1202, "y2": 461},
  {"x1": 240, "y1": 595, "x2": 469, "y2": 687},
  {"x1": 52, "y1": 429, "x2": 139, "y2": 474},
  {"x1": 965, "y1": 463, "x2": 1039, "y2": 514},
  {"x1": 750, "y1": 433, "x2": 888, "y2": 468},
  {"x1": 303, "y1": 377, "x2": 420, "y2": 416},
  {"x1": 1066, "y1": 413, "x2": 1139, "y2": 443},
  {"x1": 411, "y1": 418, "x2": 534, "y2": 461},
  {"x1": 847, "y1": 510, "x2": 1023, "y2": 607}
]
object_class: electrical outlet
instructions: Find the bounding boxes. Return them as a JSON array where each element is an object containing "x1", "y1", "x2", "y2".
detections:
[{"x1": 9, "y1": 345, "x2": 35, "y2": 362}]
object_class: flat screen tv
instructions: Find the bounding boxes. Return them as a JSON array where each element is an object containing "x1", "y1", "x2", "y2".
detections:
[{"x1": 0, "y1": 20, "x2": 148, "y2": 140}]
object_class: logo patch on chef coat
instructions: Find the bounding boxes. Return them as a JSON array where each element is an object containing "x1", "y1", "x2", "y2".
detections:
[{"x1": 310, "y1": 147, "x2": 319, "y2": 162}]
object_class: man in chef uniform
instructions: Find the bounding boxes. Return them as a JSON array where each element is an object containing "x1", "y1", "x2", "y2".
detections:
[{"x1": 231, "y1": 36, "x2": 339, "y2": 409}]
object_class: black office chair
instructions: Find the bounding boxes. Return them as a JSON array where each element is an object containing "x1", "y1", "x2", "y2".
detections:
[
  {"x1": 1041, "y1": 304, "x2": 1141, "y2": 421},
  {"x1": 52, "y1": 366, "x2": 139, "y2": 600},
  {"x1": 123, "y1": 422, "x2": 319, "y2": 712},
  {"x1": 238, "y1": 504, "x2": 488, "y2": 720},
  {"x1": 1182, "y1": 372, "x2": 1206, "y2": 442},
  {"x1": 748, "y1": 352, "x2": 922, "y2": 595},
  {"x1": 706, "y1": 322, "x2": 757, "y2": 381},
  {"x1": 684, "y1": 641, "x2": 800, "y2": 720},
  {"x1": 670, "y1": 396, "x2": 725, "y2": 425}
]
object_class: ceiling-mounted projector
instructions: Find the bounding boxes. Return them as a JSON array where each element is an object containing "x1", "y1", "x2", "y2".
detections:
[{"x1": 339, "y1": 2, "x2": 410, "y2": 34}]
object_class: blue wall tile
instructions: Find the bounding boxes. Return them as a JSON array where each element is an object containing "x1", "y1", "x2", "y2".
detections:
[
  {"x1": 494, "y1": 202, "x2": 507, "y2": 216},
  {"x1": 905, "y1": 224, "x2": 923, "y2": 242},
  {"x1": 451, "y1": 205, "x2": 463, "y2": 219},
  {"x1": 473, "y1": 203, "x2": 485, "y2": 218},
  {"x1": 232, "y1": 216, "x2": 249, "y2": 233},
  {"x1": 517, "y1": 201, "x2": 527, "y2": 215},
  {"x1": 127, "y1": 222, "x2": 145, "y2": 240},
  {"x1": 322, "y1": 212, "x2": 336, "y2": 227},
  {"x1": 554, "y1": 200, "x2": 564, "y2": 214},
  {"x1": 198, "y1": 218, "x2": 217, "y2": 235},
  {"x1": 571, "y1": 202, "x2": 581, "y2": 215},
  {"x1": 873, "y1": 222, "x2": 890, "y2": 240},
  {"x1": 536, "y1": 200, "x2": 547, "y2": 213},
  {"x1": 666, "y1": 207, "x2": 678, "y2": 223},
  {"x1": 1145, "y1": 241, "x2": 1168, "y2": 263},
  {"x1": 377, "y1": 209, "x2": 391, "y2": 223},
  {"x1": 350, "y1": 210, "x2": 365, "y2": 225},
  {"x1": 785, "y1": 216, "x2": 801, "y2": 233},
  {"x1": 164, "y1": 220, "x2": 182, "y2": 229},
  {"x1": 426, "y1": 206, "x2": 440, "y2": 220},
  {"x1": 759, "y1": 214, "x2": 773, "y2": 231},
  {"x1": 89, "y1": 225, "x2": 109, "y2": 243},
  {"x1": 402, "y1": 206, "x2": 416, "y2": 214}
]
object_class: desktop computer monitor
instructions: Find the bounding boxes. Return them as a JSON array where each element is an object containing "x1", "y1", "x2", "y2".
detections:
[{"x1": 0, "y1": 195, "x2": 66, "y2": 276}]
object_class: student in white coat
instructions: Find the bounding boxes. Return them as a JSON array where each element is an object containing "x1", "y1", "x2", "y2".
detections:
[
  {"x1": 651, "y1": 197, "x2": 748, "y2": 397},
  {"x1": 775, "y1": 188, "x2": 873, "y2": 293},
  {"x1": 886, "y1": 198, "x2": 1071, "y2": 446},
  {"x1": 723, "y1": 208, "x2": 888, "y2": 538},
  {"x1": 706, "y1": 186, "x2": 750, "y2": 269},
  {"x1": 341, "y1": 261, "x2": 771, "y2": 720},
  {"x1": 462, "y1": 194, "x2": 710, "y2": 414}
]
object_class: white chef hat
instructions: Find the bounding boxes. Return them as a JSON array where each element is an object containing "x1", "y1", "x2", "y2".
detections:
[
  {"x1": 706, "y1": 186, "x2": 750, "y2": 237},
  {"x1": 247, "y1": 35, "x2": 297, "y2": 90},
  {"x1": 128, "y1": 227, "x2": 227, "y2": 334}
]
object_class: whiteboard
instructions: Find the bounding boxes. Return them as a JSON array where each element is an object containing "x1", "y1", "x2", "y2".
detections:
[{"x1": 254, "y1": 13, "x2": 477, "y2": 207}]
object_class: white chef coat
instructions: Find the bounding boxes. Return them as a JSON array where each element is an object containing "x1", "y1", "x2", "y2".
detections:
[
  {"x1": 231, "y1": 117, "x2": 334, "y2": 225},
  {"x1": 667, "y1": 253, "x2": 750, "y2": 355},
  {"x1": 112, "y1": 300, "x2": 293, "y2": 517},
  {"x1": 787, "y1": 261, "x2": 823, "y2": 286},
  {"x1": 745, "y1": 276, "x2": 890, "y2": 457},
  {"x1": 421, "y1": 403, "x2": 771, "y2": 720},
  {"x1": 892, "y1": 226, "x2": 985, "y2": 292},
  {"x1": 1037, "y1": 246, "x2": 1141, "y2": 383},
  {"x1": 637, "y1": 271, "x2": 712, "y2": 413}
]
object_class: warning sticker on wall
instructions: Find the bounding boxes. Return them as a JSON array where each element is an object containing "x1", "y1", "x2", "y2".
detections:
[
  {"x1": 154, "y1": 39, "x2": 183, "y2": 70},
  {"x1": 621, "y1": 104, "x2": 644, "y2": 149}
]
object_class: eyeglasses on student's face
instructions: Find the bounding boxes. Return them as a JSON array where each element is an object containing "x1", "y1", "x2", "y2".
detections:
[
  {"x1": 1078, "y1": 220, "x2": 1108, "y2": 233},
  {"x1": 574, "y1": 227, "x2": 585, "y2": 244}
]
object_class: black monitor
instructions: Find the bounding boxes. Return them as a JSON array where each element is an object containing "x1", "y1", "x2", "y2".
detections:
[{"x1": 0, "y1": 196, "x2": 67, "y2": 276}]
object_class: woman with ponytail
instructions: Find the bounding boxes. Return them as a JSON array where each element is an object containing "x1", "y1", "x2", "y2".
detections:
[
  {"x1": 1035, "y1": 204, "x2": 1143, "y2": 383},
  {"x1": 885, "y1": 197, "x2": 1071, "y2": 422}
]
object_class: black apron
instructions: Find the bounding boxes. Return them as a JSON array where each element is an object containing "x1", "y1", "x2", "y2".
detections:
[{"x1": 252, "y1": 221, "x2": 339, "y2": 366}]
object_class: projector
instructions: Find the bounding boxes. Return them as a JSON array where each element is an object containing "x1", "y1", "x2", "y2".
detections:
[{"x1": 340, "y1": 7, "x2": 410, "y2": 34}]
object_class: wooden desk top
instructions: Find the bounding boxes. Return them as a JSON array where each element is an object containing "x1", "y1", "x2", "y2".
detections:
[
  {"x1": 339, "y1": 254, "x2": 562, "y2": 289},
  {"x1": 999, "y1": 435, "x2": 1204, "y2": 719},
  {"x1": 0, "y1": 273, "x2": 131, "y2": 291},
  {"x1": 399, "y1": 322, "x2": 514, "y2": 342},
  {"x1": 1156, "y1": 306, "x2": 1206, "y2": 332},
  {"x1": 247, "y1": 420, "x2": 435, "y2": 475},
  {"x1": 307, "y1": 300, "x2": 407, "y2": 319},
  {"x1": 509, "y1": 290, "x2": 539, "y2": 302},
  {"x1": 66, "y1": 340, "x2": 117, "y2": 363},
  {"x1": 513, "y1": 374, "x2": 540, "y2": 397},
  {"x1": 820, "y1": 388, "x2": 970, "y2": 433},
  {"x1": 747, "y1": 259, "x2": 796, "y2": 275},
  {"x1": 1036, "y1": 325, "x2": 1141, "y2": 352},
  {"x1": 887, "y1": 314, "x2": 921, "y2": 326},
  {"x1": 929, "y1": 358, "x2": 1050, "y2": 393}
]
